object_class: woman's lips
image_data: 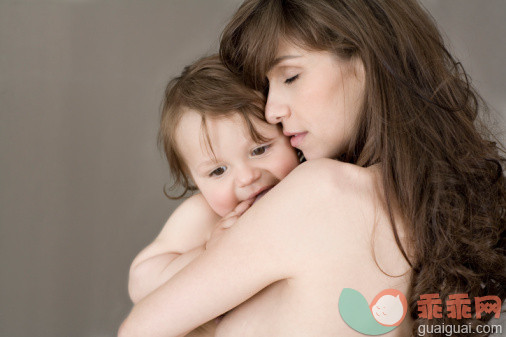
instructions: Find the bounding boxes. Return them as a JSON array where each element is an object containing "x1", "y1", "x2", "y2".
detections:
[{"x1": 289, "y1": 132, "x2": 307, "y2": 148}]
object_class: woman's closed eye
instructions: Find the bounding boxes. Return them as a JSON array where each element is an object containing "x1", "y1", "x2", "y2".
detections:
[
  {"x1": 284, "y1": 74, "x2": 299, "y2": 84},
  {"x1": 209, "y1": 166, "x2": 227, "y2": 177},
  {"x1": 251, "y1": 144, "x2": 271, "y2": 156}
]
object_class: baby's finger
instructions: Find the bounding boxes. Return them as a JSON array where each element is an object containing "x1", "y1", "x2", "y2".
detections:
[
  {"x1": 220, "y1": 199, "x2": 254, "y2": 229},
  {"x1": 221, "y1": 215, "x2": 238, "y2": 229},
  {"x1": 234, "y1": 198, "x2": 254, "y2": 216}
]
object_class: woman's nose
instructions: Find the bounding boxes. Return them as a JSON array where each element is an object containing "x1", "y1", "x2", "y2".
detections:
[
  {"x1": 236, "y1": 165, "x2": 261, "y2": 187},
  {"x1": 265, "y1": 93, "x2": 290, "y2": 124}
]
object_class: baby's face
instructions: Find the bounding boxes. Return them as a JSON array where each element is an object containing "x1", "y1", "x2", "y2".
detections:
[{"x1": 176, "y1": 110, "x2": 299, "y2": 216}]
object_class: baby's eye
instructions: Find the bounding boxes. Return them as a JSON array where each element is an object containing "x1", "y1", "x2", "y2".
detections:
[
  {"x1": 209, "y1": 166, "x2": 227, "y2": 177},
  {"x1": 251, "y1": 144, "x2": 270, "y2": 156},
  {"x1": 284, "y1": 74, "x2": 299, "y2": 84}
]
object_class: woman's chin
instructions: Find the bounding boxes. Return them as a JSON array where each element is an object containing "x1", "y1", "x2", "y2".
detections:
[
  {"x1": 301, "y1": 151, "x2": 326, "y2": 161},
  {"x1": 301, "y1": 152, "x2": 316, "y2": 161}
]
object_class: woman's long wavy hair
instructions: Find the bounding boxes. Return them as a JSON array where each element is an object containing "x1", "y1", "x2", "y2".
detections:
[{"x1": 220, "y1": 0, "x2": 506, "y2": 335}]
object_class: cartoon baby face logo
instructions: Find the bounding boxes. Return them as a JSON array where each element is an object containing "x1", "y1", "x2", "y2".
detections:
[
  {"x1": 339, "y1": 288, "x2": 408, "y2": 335},
  {"x1": 369, "y1": 289, "x2": 408, "y2": 327}
]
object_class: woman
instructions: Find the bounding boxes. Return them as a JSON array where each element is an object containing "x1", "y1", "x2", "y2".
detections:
[{"x1": 119, "y1": 0, "x2": 506, "y2": 336}]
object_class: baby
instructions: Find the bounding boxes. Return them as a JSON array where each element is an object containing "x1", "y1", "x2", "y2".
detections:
[{"x1": 127, "y1": 55, "x2": 300, "y2": 336}]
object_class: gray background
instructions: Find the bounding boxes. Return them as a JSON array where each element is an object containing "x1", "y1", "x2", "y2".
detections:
[{"x1": 1, "y1": 1, "x2": 504, "y2": 336}]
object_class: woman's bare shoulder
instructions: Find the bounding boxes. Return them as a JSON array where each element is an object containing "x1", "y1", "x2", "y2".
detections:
[
  {"x1": 248, "y1": 159, "x2": 382, "y2": 259},
  {"x1": 265, "y1": 159, "x2": 411, "y2": 293},
  {"x1": 275, "y1": 158, "x2": 379, "y2": 211}
]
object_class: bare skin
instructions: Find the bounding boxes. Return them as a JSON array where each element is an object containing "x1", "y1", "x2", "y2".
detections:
[
  {"x1": 127, "y1": 193, "x2": 254, "y2": 337},
  {"x1": 119, "y1": 158, "x2": 413, "y2": 337}
]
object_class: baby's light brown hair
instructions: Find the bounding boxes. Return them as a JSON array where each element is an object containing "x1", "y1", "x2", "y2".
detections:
[{"x1": 159, "y1": 54, "x2": 270, "y2": 198}]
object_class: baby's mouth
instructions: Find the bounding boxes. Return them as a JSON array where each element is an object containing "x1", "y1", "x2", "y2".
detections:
[{"x1": 253, "y1": 187, "x2": 273, "y2": 204}]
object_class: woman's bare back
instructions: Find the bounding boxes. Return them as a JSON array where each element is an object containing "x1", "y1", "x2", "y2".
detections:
[{"x1": 214, "y1": 159, "x2": 413, "y2": 336}]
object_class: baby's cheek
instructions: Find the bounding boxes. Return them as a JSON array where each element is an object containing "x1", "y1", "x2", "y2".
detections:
[
  {"x1": 275, "y1": 153, "x2": 300, "y2": 179},
  {"x1": 206, "y1": 187, "x2": 238, "y2": 217}
]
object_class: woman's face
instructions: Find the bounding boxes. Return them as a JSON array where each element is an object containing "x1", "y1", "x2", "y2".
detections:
[{"x1": 265, "y1": 41, "x2": 366, "y2": 160}]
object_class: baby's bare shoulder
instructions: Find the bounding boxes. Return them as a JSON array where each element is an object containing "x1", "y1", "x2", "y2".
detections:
[
  {"x1": 155, "y1": 194, "x2": 220, "y2": 252},
  {"x1": 171, "y1": 194, "x2": 219, "y2": 226}
]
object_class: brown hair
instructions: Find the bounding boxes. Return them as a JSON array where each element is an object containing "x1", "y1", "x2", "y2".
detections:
[
  {"x1": 159, "y1": 54, "x2": 270, "y2": 198},
  {"x1": 220, "y1": 0, "x2": 506, "y2": 334}
]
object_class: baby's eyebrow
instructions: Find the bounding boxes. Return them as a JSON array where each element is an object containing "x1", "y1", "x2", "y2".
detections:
[{"x1": 196, "y1": 159, "x2": 219, "y2": 170}]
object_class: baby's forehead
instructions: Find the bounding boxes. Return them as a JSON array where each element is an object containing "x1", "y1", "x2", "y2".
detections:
[
  {"x1": 175, "y1": 109, "x2": 277, "y2": 160},
  {"x1": 204, "y1": 113, "x2": 273, "y2": 133},
  {"x1": 191, "y1": 111, "x2": 277, "y2": 140},
  {"x1": 199, "y1": 113, "x2": 275, "y2": 146}
]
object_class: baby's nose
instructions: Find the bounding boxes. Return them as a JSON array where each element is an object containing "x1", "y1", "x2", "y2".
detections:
[{"x1": 236, "y1": 165, "x2": 261, "y2": 187}]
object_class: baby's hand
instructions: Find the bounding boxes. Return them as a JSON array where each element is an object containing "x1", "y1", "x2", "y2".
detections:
[{"x1": 205, "y1": 199, "x2": 254, "y2": 250}]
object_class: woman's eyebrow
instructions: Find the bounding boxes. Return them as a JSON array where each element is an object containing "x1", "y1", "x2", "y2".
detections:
[{"x1": 271, "y1": 55, "x2": 301, "y2": 68}]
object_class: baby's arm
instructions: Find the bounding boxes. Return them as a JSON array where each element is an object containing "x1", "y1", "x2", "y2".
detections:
[{"x1": 128, "y1": 193, "x2": 220, "y2": 304}]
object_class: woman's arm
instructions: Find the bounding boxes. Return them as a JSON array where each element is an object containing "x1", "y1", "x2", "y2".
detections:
[{"x1": 119, "y1": 159, "x2": 363, "y2": 337}]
